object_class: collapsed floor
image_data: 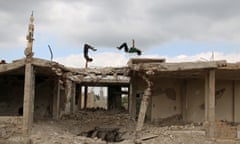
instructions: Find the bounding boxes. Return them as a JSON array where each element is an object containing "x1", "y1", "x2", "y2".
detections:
[{"x1": 1, "y1": 109, "x2": 240, "y2": 144}]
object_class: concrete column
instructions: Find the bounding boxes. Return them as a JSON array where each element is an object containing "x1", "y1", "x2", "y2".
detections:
[
  {"x1": 129, "y1": 79, "x2": 136, "y2": 119},
  {"x1": 71, "y1": 82, "x2": 76, "y2": 112},
  {"x1": 181, "y1": 80, "x2": 188, "y2": 121},
  {"x1": 234, "y1": 81, "x2": 240, "y2": 122},
  {"x1": 205, "y1": 74, "x2": 209, "y2": 121},
  {"x1": 53, "y1": 80, "x2": 60, "y2": 119},
  {"x1": 64, "y1": 79, "x2": 72, "y2": 114},
  {"x1": 23, "y1": 63, "x2": 35, "y2": 135},
  {"x1": 205, "y1": 70, "x2": 215, "y2": 138},
  {"x1": 136, "y1": 87, "x2": 151, "y2": 132},
  {"x1": 77, "y1": 85, "x2": 82, "y2": 110},
  {"x1": 84, "y1": 86, "x2": 88, "y2": 109}
]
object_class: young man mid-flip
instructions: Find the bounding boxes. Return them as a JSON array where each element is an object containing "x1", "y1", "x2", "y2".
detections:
[{"x1": 117, "y1": 39, "x2": 142, "y2": 56}]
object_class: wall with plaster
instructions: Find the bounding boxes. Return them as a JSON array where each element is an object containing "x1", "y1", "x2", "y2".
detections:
[
  {"x1": 151, "y1": 78, "x2": 182, "y2": 122},
  {"x1": 215, "y1": 80, "x2": 233, "y2": 121},
  {"x1": 185, "y1": 79, "x2": 205, "y2": 122}
]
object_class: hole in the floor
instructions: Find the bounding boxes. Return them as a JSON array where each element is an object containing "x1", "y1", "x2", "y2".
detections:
[{"x1": 78, "y1": 127, "x2": 124, "y2": 142}]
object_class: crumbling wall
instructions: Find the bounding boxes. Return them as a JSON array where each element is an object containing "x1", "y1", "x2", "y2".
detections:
[
  {"x1": 0, "y1": 76, "x2": 24, "y2": 116},
  {"x1": 151, "y1": 78, "x2": 182, "y2": 123},
  {"x1": 34, "y1": 76, "x2": 55, "y2": 119}
]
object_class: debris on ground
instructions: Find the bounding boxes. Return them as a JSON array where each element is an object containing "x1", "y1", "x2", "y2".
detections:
[
  {"x1": 79, "y1": 127, "x2": 124, "y2": 142},
  {"x1": 1, "y1": 110, "x2": 240, "y2": 144}
]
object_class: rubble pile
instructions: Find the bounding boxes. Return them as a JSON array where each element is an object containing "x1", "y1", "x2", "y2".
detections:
[
  {"x1": 62, "y1": 109, "x2": 135, "y2": 130},
  {"x1": 0, "y1": 122, "x2": 21, "y2": 139},
  {"x1": 215, "y1": 120, "x2": 237, "y2": 139},
  {"x1": 3, "y1": 110, "x2": 240, "y2": 143},
  {"x1": 156, "y1": 114, "x2": 185, "y2": 127}
]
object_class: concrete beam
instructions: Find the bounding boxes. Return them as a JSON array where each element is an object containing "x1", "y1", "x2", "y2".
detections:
[
  {"x1": 136, "y1": 87, "x2": 151, "y2": 132},
  {"x1": 0, "y1": 59, "x2": 25, "y2": 73},
  {"x1": 23, "y1": 63, "x2": 35, "y2": 135},
  {"x1": 131, "y1": 60, "x2": 227, "y2": 72},
  {"x1": 136, "y1": 75, "x2": 152, "y2": 132}
]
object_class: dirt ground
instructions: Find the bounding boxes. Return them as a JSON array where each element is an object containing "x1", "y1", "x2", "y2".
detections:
[{"x1": 1, "y1": 110, "x2": 240, "y2": 144}]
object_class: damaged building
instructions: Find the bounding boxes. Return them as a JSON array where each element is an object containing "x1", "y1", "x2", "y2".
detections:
[
  {"x1": 2, "y1": 55, "x2": 240, "y2": 139},
  {"x1": 1, "y1": 14, "x2": 240, "y2": 142},
  {"x1": 128, "y1": 58, "x2": 240, "y2": 138}
]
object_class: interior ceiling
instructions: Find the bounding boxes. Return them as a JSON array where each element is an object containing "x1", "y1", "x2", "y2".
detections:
[
  {"x1": 34, "y1": 66, "x2": 56, "y2": 76},
  {"x1": 216, "y1": 69, "x2": 240, "y2": 80},
  {"x1": 0, "y1": 66, "x2": 25, "y2": 76}
]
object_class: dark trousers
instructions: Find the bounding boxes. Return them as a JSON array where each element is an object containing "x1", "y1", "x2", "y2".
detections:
[
  {"x1": 118, "y1": 43, "x2": 129, "y2": 52},
  {"x1": 84, "y1": 44, "x2": 96, "y2": 62}
]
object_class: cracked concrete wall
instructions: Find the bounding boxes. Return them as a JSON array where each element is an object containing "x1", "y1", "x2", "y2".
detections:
[{"x1": 0, "y1": 76, "x2": 24, "y2": 116}]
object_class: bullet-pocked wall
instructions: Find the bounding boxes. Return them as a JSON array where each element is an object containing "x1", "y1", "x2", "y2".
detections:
[{"x1": 0, "y1": 75, "x2": 24, "y2": 116}]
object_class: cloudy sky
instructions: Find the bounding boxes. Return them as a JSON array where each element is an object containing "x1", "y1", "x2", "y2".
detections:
[{"x1": 1, "y1": 0, "x2": 240, "y2": 67}]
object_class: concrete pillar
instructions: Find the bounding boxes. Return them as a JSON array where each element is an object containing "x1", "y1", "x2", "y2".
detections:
[
  {"x1": 71, "y1": 82, "x2": 76, "y2": 112},
  {"x1": 136, "y1": 87, "x2": 151, "y2": 132},
  {"x1": 53, "y1": 80, "x2": 60, "y2": 119},
  {"x1": 64, "y1": 79, "x2": 72, "y2": 114},
  {"x1": 77, "y1": 85, "x2": 82, "y2": 110},
  {"x1": 234, "y1": 81, "x2": 240, "y2": 122},
  {"x1": 23, "y1": 63, "x2": 35, "y2": 135},
  {"x1": 205, "y1": 69, "x2": 215, "y2": 138},
  {"x1": 205, "y1": 75, "x2": 209, "y2": 121},
  {"x1": 181, "y1": 80, "x2": 188, "y2": 121},
  {"x1": 129, "y1": 80, "x2": 136, "y2": 119},
  {"x1": 84, "y1": 86, "x2": 88, "y2": 109}
]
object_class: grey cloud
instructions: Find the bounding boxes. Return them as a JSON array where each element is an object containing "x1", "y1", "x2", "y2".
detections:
[
  {"x1": 0, "y1": 0, "x2": 240, "y2": 50},
  {"x1": 149, "y1": 0, "x2": 240, "y2": 20}
]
